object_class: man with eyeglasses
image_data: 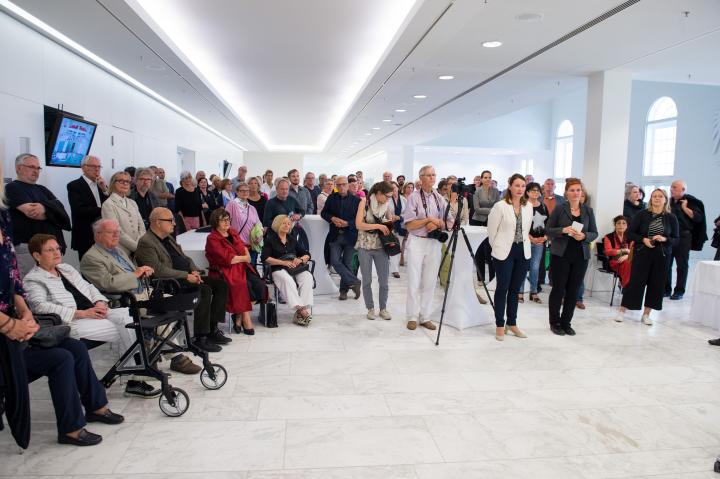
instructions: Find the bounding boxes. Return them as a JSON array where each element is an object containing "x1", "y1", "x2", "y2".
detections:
[
  {"x1": 129, "y1": 167, "x2": 159, "y2": 228},
  {"x1": 135, "y1": 208, "x2": 230, "y2": 353},
  {"x1": 68, "y1": 155, "x2": 109, "y2": 259},
  {"x1": 304, "y1": 172, "x2": 320, "y2": 212},
  {"x1": 6, "y1": 153, "x2": 71, "y2": 275}
]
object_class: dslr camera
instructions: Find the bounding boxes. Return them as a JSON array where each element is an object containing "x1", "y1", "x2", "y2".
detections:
[
  {"x1": 451, "y1": 177, "x2": 473, "y2": 195},
  {"x1": 427, "y1": 229, "x2": 449, "y2": 243}
]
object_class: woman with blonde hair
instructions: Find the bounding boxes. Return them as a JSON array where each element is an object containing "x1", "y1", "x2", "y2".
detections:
[
  {"x1": 101, "y1": 171, "x2": 145, "y2": 254},
  {"x1": 261, "y1": 214, "x2": 313, "y2": 326},
  {"x1": 615, "y1": 188, "x2": 678, "y2": 325}
]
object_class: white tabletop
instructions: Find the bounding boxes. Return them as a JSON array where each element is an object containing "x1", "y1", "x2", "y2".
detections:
[
  {"x1": 690, "y1": 260, "x2": 720, "y2": 332},
  {"x1": 176, "y1": 230, "x2": 210, "y2": 270},
  {"x1": 300, "y1": 215, "x2": 338, "y2": 295},
  {"x1": 432, "y1": 225, "x2": 493, "y2": 330}
]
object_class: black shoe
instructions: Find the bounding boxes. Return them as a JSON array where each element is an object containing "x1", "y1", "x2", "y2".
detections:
[
  {"x1": 232, "y1": 322, "x2": 243, "y2": 334},
  {"x1": 194, "y1": 336, "x2": 222, "y2": 353},
  {"x1": 86, "y1": 408, "x2": 125, "y2": 425},
  {"x1": 209, "y1": 329, "x2": 232, "y2": 344},
  {"x1": 339, "y1": 290, "x2": 348, "y2": 301},
  {"x1": 663, "y1": 292, "x2": 671, "y2": 298},
  {"x1": 351, "y1": 281, "x2": 362, "y2": 299},
  {"x1": 550, "y1": 325, "x2": 565, "y2": 336},
  {"x1": 563, "y1": 326, "x2": 576, "y2": 336},
  {"x1": 537, "y1": 286, "x2": 543, "y2": 293},
  {"x1": 243, "y1": 327, "x2": 255, "y2": 336},
  {"x1": 709, "y1": 338, "x2": 720, "y2": 346},
  {"x1": 670, "y1": 293, "x2": 684, "y2": 300},
  {"x1": 124, "y1": 380, "x2": 162, "y2": 398},
  {"x1": 58, "y1": 428, "x2": 102, "y2": 446}
]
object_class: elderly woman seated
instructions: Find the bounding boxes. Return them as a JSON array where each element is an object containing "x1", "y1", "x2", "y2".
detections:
[
  {"x1": 261, "y1": 214, "x2": 313, "y2": 326},
  {"x1": 22, "y1": 233, "x2": 160, "y2": 398},
  {"x1": 205, "y1": 208, "x2": 255, "y2": 335},
  {"x1": 101, "y1": 171, "x2": 146, "y2": 255}
]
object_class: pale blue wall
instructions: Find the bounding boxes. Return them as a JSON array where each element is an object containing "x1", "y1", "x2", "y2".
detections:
[
  {"x1": 549, "y1": 88, "x2": 587, "y2": 180},
  {"x1": 627, "y1": 80, "x2": 720, "y2": 258}
]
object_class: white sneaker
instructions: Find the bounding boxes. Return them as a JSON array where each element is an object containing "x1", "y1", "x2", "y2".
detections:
[
  {"x1": 366, "y1": 309, "x2": 376, "y2": 320},
  {"x1": 641, "y1": 314, "x2": 653, "y2": 325},
  {"x1": 614, "y1": 312, "x2": 624, "y2": 322},
  {"x1": 379, "y1": 309, "x2": 392, "y2": 320}
]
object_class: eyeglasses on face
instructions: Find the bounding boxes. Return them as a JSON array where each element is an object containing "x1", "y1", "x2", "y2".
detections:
[
  {"x1": 115, "y1": 179, "x2": 131, "y2": 185},
  {"x1": 84, "y1": 164, "x2": 102, "y2": 169},
  {"x1": 21, "y1": 164, "x2": 42, "y2": 171},
  {"x1": 157, "y1": 218, "x2": 175, "y2": 224}
]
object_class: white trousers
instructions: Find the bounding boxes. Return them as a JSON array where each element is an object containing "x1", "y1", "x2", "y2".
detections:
[
  {"x1": 272, "y1": 270, "x2": 314, "y2": 310},
  {"x1": 405, "y1": 236, "x2": 442, "y2": 321},
  {"x1": 389, "y1": 252, "x2": 400, "y2": 274},
  {"x1": 70, "y1": 307, "x2": 135, "y2": 351}
]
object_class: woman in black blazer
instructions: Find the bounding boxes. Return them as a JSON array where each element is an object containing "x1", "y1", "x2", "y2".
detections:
[
  {"x1": 615, "y1": 189, "x2": 679, "y2": 325},
  {"x1": 545, "y1": 178, "x2": 598, "y2": 336}
]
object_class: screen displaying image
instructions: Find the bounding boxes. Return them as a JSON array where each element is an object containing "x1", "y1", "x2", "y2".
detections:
[{"x1": 48, "y1": 116, "x2": 97, "y2": 167}]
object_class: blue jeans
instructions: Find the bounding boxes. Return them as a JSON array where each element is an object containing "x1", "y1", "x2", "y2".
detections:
[
  {"x1": 577, "y1": 281, "x2": 585, "y2": 301},
  {"x1": 491, "y1": 243, "x2": 530, "y2": 327},
  {"x1": 330, "y1": 233, "x2": 358, "y2": 292},
  {"x1": 527, "y1": 242, "x2": 544, "y2": 294}
]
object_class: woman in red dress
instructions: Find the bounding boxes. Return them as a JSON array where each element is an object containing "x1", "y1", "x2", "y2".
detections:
[
  {"x1": 205, "y1": 208, "x2": 254, "y2": 335},
  {"x1": 602, "y1": 215, "x2": 634, "y2": 289}
]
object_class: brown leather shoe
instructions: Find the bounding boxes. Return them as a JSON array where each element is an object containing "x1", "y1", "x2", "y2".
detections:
[
  {"x1": 576, "y1": 301, "x2": 586, "y2": 310},
  {"x1": 406, "y1": 320, "x2": 417, "y2": 330},
  {"x1": 170, "y1": 355, "x2": 201, "y2": 375},
  {"x1": 351, "y1": 281, "x2": 362, "y2": 299},
  {"x1": 420, "y1": 321, "x2": 436, "y2": 330},
  {"x1": 339, "y1": 291, "x2": 348, "y2": 300}
]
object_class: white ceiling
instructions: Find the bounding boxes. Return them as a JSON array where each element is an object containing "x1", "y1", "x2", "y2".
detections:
[{"x1": 3, "y1": 0, "x2": 720, "y2": 161}]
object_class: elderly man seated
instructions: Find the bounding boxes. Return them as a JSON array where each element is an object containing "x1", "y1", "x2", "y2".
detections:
[
  {"x1": 80, "y1": 219, "x2": 201, "y2": 375},
  {"x1": 22, "y1": 233, "x2": 160, "y2": 398},
  {"x1": 135, "y1": 208, "x2": 230, "y2": 353}
]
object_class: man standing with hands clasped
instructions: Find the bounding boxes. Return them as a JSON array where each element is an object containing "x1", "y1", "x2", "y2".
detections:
[{"x1": 403, "y1": 165, "x2": 452, "y2": 331}]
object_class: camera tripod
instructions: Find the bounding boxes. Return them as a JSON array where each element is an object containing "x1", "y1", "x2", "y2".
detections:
[{"x1": 435, "y1": 193, "x2": 493, "y2": 346}]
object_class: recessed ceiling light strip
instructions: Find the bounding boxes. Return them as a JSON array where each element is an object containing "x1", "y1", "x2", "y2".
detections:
[
  {"x1": 350, "y1": 0, "x2": 642, "y2": 158},
  {"x1": 327, "y1": 1, "x2": 455, "y2": 152},
  {"x1": 0, "y1": 0, "x2": 247, "y2": 151}
]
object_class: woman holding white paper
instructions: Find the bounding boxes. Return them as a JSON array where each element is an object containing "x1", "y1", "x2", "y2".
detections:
[{"x1": 545, "y1": 178, "x2": 598, "y2": 336}]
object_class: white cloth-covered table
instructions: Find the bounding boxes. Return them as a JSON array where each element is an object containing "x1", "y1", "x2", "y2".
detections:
[
  {"x1": 432, "y1": 225, "x2": 493, "y2": 330},
  {"x1": 176, "y1": 230, "x2": 209, "y2": 270},
  {"x1": 300, "y1": 215, "x2": 338, "y2": 295},
  {"x1": 690, "y1": 260, "x2": 720, "y2": 332}
]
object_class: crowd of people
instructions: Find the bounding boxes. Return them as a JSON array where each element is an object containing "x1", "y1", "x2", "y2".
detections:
[{"x1": 1, "y1": 152, "x2": 718, "y2": 448}]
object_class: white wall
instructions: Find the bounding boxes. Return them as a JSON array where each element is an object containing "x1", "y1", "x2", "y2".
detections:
[
  {"x1": 549, "y1": 87, "x2": 587, "y2": 180},
  {"x1": 243, "y1": 152, "x2": 305, "y2": 180},
  {"x1": 0, "y1": 11, "x2": 243, "y2": 210},
  {"x1": 626, "y1": 80, "x2": 720, "y2": 259}
]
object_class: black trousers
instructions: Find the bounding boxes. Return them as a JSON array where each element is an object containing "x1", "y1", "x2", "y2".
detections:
[
  {"x1": 548, "y1": 254, "x2": 588, "y2": 328},
  {"x1": 469, "y1": 218, "x2": 485, "y2": 226},
  {"x1": 666, "y1": 231, "x2": 691, "y2": 295},
  {"x1": 24, "y1": 338, "x2": 107, "y2": 435},
  {"x1": 623, "y1": 246, "x2": 668, "y2": 311},
  {"x1": 491, "y1": 243, "x2": 529, "y2": 327},
  {"x1": 715, "y1": 247, "x2": 720, "y2": 261},
  {"x1": 181, "y1": 276, "x2": 229, "y2": 336},
  {"x1": 538, "y1": 244, "x2": 547, "y2": 285}
]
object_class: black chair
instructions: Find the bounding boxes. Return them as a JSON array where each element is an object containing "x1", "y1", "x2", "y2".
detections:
[{"x1": 596, "y1": 240, "x2": 620, "y2": 306}]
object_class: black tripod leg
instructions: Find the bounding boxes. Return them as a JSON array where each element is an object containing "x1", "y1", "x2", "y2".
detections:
[
  {"x1": 459, "y1": 228, "x2": 494, "y2": 307},
  {"x1": 435, "y1": 230, "x2": 459, "y2": 346}
]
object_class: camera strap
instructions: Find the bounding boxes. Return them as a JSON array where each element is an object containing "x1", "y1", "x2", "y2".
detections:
[{"x1": 419, "y1": 189, "x2": 441, "y2": 219}]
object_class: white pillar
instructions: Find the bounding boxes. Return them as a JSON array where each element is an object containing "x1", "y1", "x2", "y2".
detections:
[{"x1": 583, "y1": 71, "x2": 633, "y2": 236}]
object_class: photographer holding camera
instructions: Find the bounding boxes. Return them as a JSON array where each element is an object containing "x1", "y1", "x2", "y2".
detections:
[{"x1": 403, "y1": 165, "x2": 451, "y2": 331}]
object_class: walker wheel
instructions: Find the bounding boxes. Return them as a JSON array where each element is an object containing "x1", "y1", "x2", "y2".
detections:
[
  {"x1": 200, "y1": 363, "x2": 228, "y2": 390},
  {"x1": 158, "y1": 387, "x2": 190, "y2": 417}
]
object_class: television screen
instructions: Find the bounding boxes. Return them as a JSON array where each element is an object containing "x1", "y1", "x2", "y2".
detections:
[{"x1": 46, "y1": 115, "x2": 97, "y2": 167}]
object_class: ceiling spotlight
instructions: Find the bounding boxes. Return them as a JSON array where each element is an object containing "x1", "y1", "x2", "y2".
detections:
[
  {"x1": 372, "y1": 127, "x2": 381, "y2": 130},
  {"x1": 395, "y1": 109, "x2": 406, "y2": 112},
  {"x1": 364, "y1": 133, "x2": 372, "y2": 136},
  {"x1": 515, "y1": 13, "x2": 543, "y2": 22},
  {"x1": 413, "y1": 94, "x2": 427, "y2": 99},
  {"x1": 438, "y1": 75, "x2": 454, "y2": 80},
  {"x1": 382, "y1": 119, "x2": 392, "y2": 122},
  {"x1": 482, "y1": 40, "x2": 502, "y2": 48}
]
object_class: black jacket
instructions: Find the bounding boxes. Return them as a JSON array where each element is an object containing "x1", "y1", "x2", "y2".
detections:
[
  {"x1": 545, "y1": 203, "x2": 598, "y2": 260},
  {"x1": 671, "y1": 194, "x2": 707, "y2": 251},
  {"x1": 627, "y1": 209, "x2": 679, "y2": 255},
  {"x1": 5, "y1": 180, "x2": 71, "y2": 250},
  {"x1": 320, "y1": 192, "x2": 360, "y2": 244},
  {"x1": 623, "y1": 199, "x2": 645, "y2": 223},
  {"x1": 67, "y1": 176, "x2": 108, "y2": 255},
  {"x1": 261, "y1": 229, "x2": 311, "y2": 273}
]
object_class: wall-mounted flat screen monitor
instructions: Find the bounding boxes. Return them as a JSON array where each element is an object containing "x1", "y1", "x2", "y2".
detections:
[{"x1": 45, "y1": 110, "x2": 97, "y2": 168}]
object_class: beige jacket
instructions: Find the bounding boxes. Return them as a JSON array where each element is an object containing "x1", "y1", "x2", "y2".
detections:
[
  {"x1": 80, "y1": 243, "x2": 140, "y2": 293},
  {"x1": 101, "y1": 192, "x2": 146, "y2": 254}
]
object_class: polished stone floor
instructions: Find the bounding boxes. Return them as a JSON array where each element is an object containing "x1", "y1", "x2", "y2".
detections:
[{"x1": 2, "y1": 264, "x2": 720, "y2": 478}]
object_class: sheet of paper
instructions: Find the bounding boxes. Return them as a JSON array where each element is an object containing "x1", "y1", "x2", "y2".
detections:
[{"x1": 571, "y1": 221, "x2": 584, "y2": 233}]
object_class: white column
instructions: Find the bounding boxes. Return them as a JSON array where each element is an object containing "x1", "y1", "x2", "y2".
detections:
[
  {"x1": 583, "y1": 71, "x2": 633, "y2": 236},
  {"x1": 582, "y1": 71, "x2": 632, "y2": 295}
]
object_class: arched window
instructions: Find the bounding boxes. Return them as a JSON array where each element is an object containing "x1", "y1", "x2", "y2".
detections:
[
  {"x1": 643, "y1": 97, "x2": 677, "y2": 177},
  {"x1": 554, "y1": 120, "x2": 573, "y2": 179}
]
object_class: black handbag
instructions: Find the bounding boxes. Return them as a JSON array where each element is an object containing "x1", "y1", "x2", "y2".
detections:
[
  {"x1": 378, "y1": 232, "x2": 401, "y2": 256},
  {"x1": 279, "y1": 254, "x2": 310, "y2": 276},
  {"x1": 30, "y1": 314, "x2": 70, "y2": 349},
  {"x1": 245, "y1": 264, "x2": 268, "y2": 303},
  {"x1": 260, "y1": 302, "x2": 278, "y2": 328}
]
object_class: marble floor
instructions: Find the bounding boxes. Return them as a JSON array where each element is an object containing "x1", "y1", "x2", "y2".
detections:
[{"x1": 2, "y1": 264, "x2": 720, "y2": 478}]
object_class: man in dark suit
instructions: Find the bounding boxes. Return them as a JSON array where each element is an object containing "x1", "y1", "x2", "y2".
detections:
[{"x1": 67, "y1": 155, "x2": 108, "y2": 259}]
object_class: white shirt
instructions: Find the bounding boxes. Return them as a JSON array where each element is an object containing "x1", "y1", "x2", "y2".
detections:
[
  {"x1": 260, "y1": 183, "x2": 275, "y2": 197},
  {"x1": 83, "y1": 175, "x2": 101, "y2": 207}
]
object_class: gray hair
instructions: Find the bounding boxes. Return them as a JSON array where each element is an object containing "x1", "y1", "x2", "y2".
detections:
[
  {"x1": 80, "y1": 155, "x2": 100, "y2": 167},
  {"x1": 624, "y1": 183, "x2": 639, "y2": 201},
  {"x1": 15, "y1": 153, "x2": 37, "y2": 166},
  {"x1": 134, "y1": 167, "x2": 152, "y2": 180},
  {"x1": 418, "y1": 165, "x2": 434, "y2": 177},
  {"x1": 179, "y1": 170, "x2": 193, "y2": 181},
  {"x1": 92, "y1": 218, "x2": 118, "y2": 235},
  {"x1": 275, "y1": 177, "x2": 290, "y2": 188}
]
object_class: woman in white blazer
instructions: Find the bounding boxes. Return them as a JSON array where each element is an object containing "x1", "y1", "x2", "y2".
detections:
[
  {"x1": 487, "y1": 173, "x2": 533, "y2": 341},
  {"x1": 101, "y1": 171, "x2": 146, "y2": 254}
]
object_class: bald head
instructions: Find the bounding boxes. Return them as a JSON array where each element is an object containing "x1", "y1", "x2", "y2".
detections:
[
  {"x1": 670, "y1": 180, "x2": 687, "y2": 200},
  {"x1": 93, "y1": 218, "x2": 121, "y2": 248}
]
